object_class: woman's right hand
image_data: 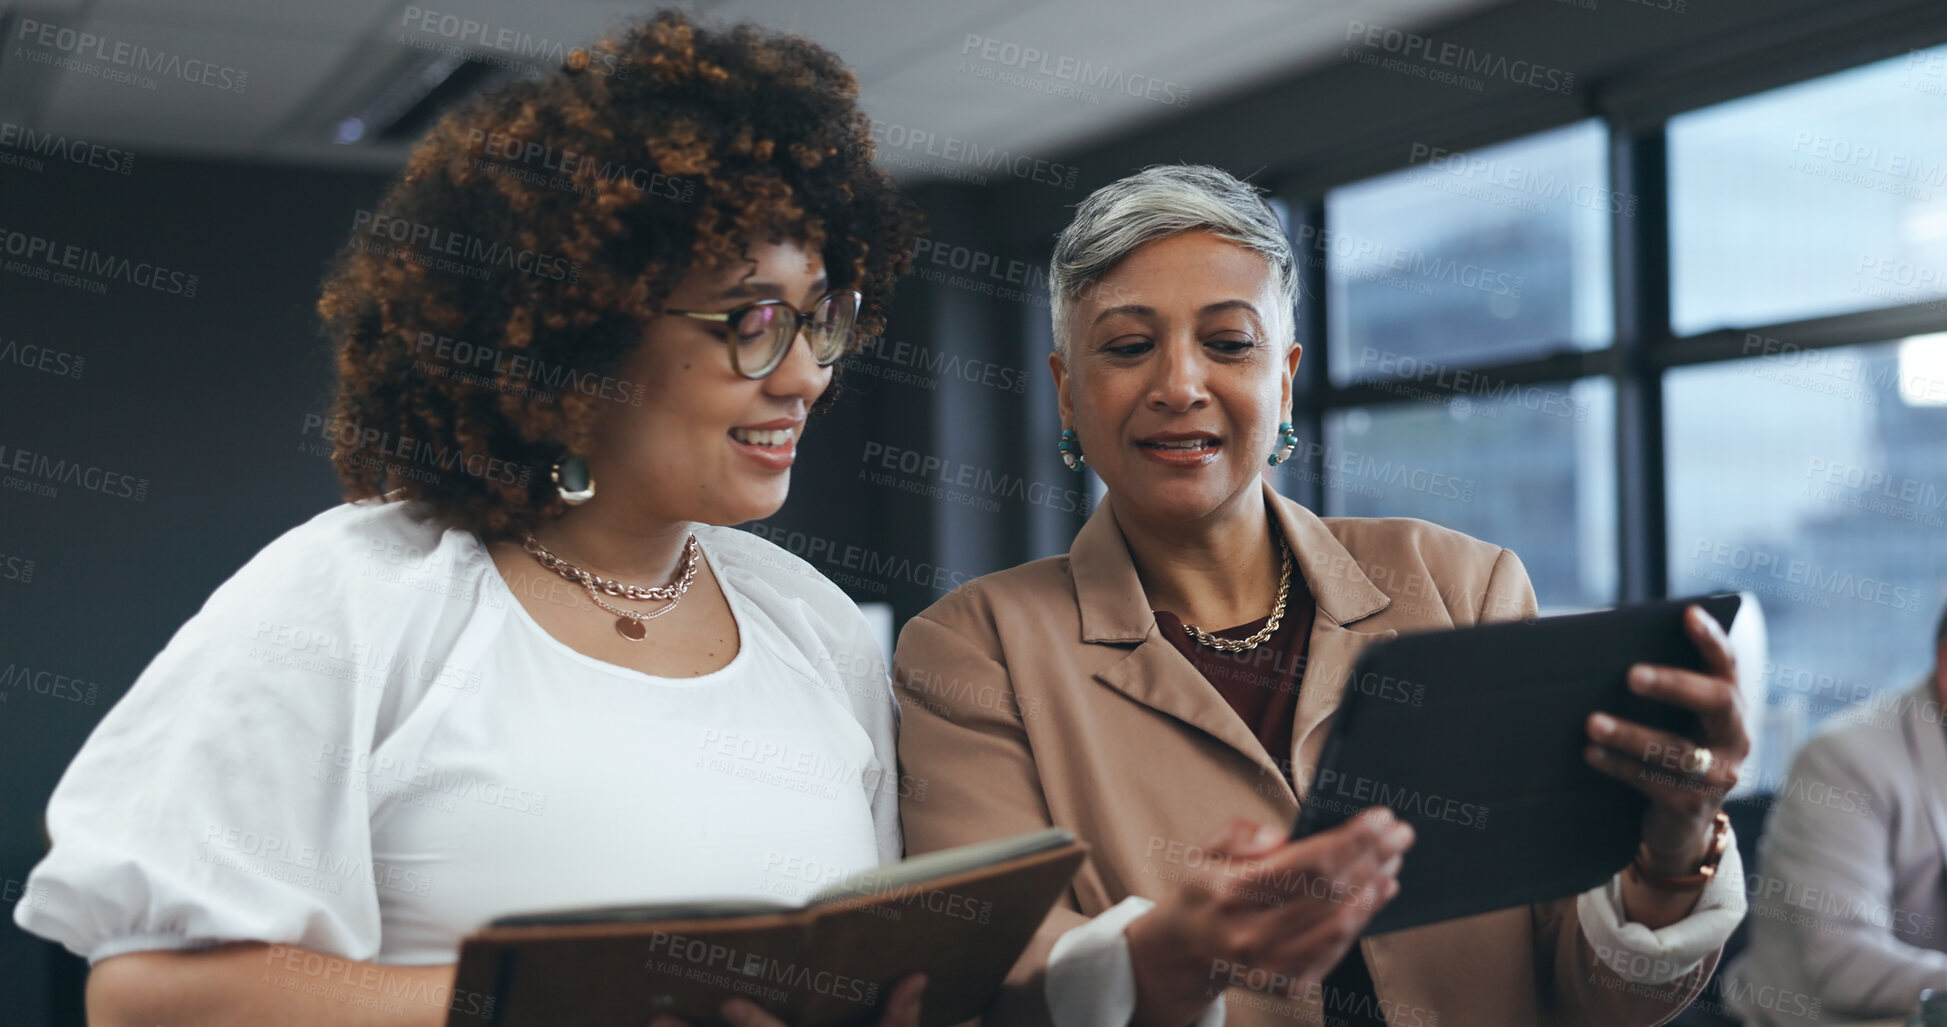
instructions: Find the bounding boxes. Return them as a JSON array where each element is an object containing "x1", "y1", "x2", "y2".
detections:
[{"x1": 1124, "y1": 807, "x2": 1414, "y2": 1027}]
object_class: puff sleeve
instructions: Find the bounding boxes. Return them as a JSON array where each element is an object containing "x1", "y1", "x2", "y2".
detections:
[{"x1": 14, "y1": 503, "x2": 486, "y2": 964}]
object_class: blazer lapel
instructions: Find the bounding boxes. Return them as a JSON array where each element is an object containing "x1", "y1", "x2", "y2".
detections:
[
  {"x1": 1291, "y1": 617, "x2": 1398, "y2": 797},
  {"x1": 1093, "y1": 634, "x2": 1289, "y2": 787},
  {"x1": 1266, "y1": 484, "x2": 1400, "y2": 795},
  {"x1": 1071, "y1": 498, "x2": 1291, "y2": 786},
  {"x1": 1069, "y1": 484, "x2": 1404, "y2": 807}
]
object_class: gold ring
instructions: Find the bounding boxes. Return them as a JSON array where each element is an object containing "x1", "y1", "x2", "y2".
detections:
[{"x1": 1681, "y1": 746, "x2": 1715, "y2": 777}]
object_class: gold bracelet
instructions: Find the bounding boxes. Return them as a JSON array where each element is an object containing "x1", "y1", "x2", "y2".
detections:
[{"x1": 1628, "y1": 812, "x2": 1731, "y2": 892}]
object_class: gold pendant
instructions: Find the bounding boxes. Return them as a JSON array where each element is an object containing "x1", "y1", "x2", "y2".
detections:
[{"x1": 615, "y1": 616, "x2": 648, "y2": 641}]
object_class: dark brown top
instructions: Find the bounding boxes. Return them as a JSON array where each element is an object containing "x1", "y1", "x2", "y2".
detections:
[{"x1": 1155, "y1": 570, "x2": 1385, "y2": 1027}]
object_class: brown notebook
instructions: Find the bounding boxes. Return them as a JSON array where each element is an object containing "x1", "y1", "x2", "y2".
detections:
[{"x1": 446, "y1": 827, "x2": 1086, "y2": 1027}]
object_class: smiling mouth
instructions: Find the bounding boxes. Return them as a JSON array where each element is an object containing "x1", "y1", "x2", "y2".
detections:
[
  {"x1": 1138, "y1": 438, "x2": 1220, "y2": 452},
  {"x1": 729, "y1": 427, "x2": 797, "y2": 447}
]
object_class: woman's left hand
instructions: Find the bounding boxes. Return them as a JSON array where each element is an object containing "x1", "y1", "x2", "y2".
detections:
[{"x1": 1583, "y1": 604, "x2": 1749, "y2": 878}]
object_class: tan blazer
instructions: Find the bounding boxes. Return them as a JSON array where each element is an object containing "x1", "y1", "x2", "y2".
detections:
[{"x1": 892, "y1": 479, "x2": 1714, "y2": 1027}]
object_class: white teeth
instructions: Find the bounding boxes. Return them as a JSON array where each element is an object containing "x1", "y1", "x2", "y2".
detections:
[
  {"x1": 1148, "y1": 438, "x2": 1216, "y2": 450},
  {"x1": 731, "y1": 427, "x2": 795, "y2": 447}
]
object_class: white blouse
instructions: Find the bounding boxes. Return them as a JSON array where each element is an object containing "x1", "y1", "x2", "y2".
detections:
[{"x1": 14, "y1": 498, "x2": 904, "y2": 966}]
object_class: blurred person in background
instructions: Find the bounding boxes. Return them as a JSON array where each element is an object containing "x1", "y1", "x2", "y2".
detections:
[
  {"x1": 1722, "y1": 606, "x2": 1947, "y2": 1026},
  {"x1": 14, "y1": 12, "x2": 932, "y2": 1027},
  {"x1": 892, "y1": 164, "x2": 1750, "y2": 1027}
]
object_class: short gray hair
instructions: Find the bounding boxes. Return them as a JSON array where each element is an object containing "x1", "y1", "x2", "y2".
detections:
[{"x1": 1049, "y1": 164, "x2": 1296, "y2": 357}]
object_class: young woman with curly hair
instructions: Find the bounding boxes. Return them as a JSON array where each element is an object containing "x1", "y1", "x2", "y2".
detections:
[{"x1": 15, "y1": 12, "x2": 930, "y2": 1026}]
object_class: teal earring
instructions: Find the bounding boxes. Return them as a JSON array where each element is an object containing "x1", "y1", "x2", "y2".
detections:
[
  {"x1": 552, "y1": 453, "x2": 596, "y2": 504},
  {"x1": 1267, "y1": 422, "x2": 1299, "y2": 466},
  {"x1": 1058, "y1": 428, "x2": 1086, "y2": 471}
]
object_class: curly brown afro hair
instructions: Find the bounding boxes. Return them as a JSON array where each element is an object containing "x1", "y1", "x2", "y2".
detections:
[{"x1": 316, "y1": 9, "x2": 923, "y2": 541}]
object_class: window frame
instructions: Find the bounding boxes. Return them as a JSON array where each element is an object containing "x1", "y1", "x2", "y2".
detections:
[{"x1": 1277, "y1": 38, "x2": 1947, "y2": 606}]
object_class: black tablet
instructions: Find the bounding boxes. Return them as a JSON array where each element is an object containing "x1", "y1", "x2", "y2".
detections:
[{"x1": 1290, "y1": 592, "x2": 1741, "y2": 935}]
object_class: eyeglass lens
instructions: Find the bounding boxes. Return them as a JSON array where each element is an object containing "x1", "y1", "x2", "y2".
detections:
[{"x1": 734, "y1": 293, "x2": 858, "y2": 376}]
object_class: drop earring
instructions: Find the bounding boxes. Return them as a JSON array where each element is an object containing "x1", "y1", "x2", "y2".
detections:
[
  {"x1": 1267, "y1": 422, "x2": 1298, "y2": 466},
  {"x1": 1058, "y1": 428, "x2": 1086, "y2": 471},
  {"x1": 552, "y1": 453, "x2": 596, "y2": 504}
]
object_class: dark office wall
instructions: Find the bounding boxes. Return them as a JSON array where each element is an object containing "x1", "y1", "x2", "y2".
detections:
[{"x1": 0, "y1": 156, "x2": 388, "y2": 1022}]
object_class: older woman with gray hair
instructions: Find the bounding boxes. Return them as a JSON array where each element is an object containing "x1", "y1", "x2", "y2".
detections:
[{"x1": 891, "y1": 165, "x2": 1750, "y2": 1026}]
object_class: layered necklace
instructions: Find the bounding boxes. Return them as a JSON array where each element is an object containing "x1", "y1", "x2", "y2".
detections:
[
  {"x1": 521, "y1": 532, "x2": 700, "y2": 641},
  {"x1": 1181, "y1": 525, "x2": 1293, "y2": 654}
]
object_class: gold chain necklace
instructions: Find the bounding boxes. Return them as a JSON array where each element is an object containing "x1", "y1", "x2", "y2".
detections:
[
  {"x1": 521, "y1": 533, "x2": 700, "y2": 642},
  {"x1": 1181, "y1": 530, "x2": 1293, "y2": 654}
]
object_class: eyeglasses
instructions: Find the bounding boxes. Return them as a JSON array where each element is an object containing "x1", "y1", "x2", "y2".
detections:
[{"x1": 662, "y1": 288, "x2": 862, "y2": 379}]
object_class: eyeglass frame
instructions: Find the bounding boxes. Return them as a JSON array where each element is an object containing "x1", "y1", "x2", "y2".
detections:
[{"x1": 660, "y1": 287, "x2": 863, "y2": 379}]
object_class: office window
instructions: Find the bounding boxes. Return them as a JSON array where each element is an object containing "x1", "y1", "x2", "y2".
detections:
[
  {"x1": 1665, "y1": 335, "x2": 1947, "y2": 780},
  {"x1": 1322, "y1": 121, "x2": 1615, "y2": 383},
  {"x1": 1318, "y1": 378, "x2": 1616, "y2": 613},
  {"x1": 1670, "y1": 44, "x2": 1947, "y2": 335}
]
